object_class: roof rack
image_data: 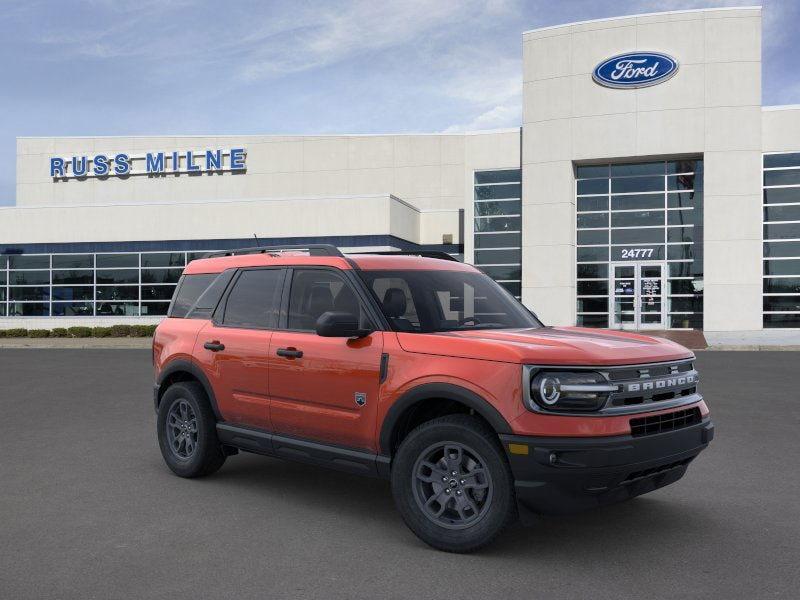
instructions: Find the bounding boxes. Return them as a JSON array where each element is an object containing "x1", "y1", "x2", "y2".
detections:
[
  {"x1": 351, "y1": 250, "x2": 459, "y2": 262},
  {"x1": 204, "y1": 244, "x2": 345, "y2": 259}
]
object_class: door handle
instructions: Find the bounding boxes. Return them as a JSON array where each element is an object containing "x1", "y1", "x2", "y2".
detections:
[
  {"x1": 276, "y1": 347, "x2": 303, "y2": 359},
  {"x1": 204, "y1": 340, "x2": 225, "y2": 352}
]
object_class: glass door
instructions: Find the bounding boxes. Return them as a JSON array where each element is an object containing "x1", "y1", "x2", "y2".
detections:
[{"x1": 610, "y1": 262, "x2": 666, "y2": 330}]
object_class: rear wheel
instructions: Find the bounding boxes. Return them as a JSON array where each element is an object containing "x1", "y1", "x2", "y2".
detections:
[
  {"x1": 391, "y1": 414, "x2": 517, "y2": 552},
  {"x1": 157, "y1": 381, "x2": 226, "y2": 478}
]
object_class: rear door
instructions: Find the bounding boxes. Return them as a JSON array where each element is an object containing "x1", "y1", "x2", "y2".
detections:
[
  {"x1": 268, "y1": 268, "x2": 383, "y2": 451},
  {"x1": 194, "y1": 267, "x2": 285, "y2": 429}
]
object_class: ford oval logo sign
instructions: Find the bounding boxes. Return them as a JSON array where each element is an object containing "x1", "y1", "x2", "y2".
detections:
[{"x1": 593, "y1": 52, "x2": 678, "y2": 89}]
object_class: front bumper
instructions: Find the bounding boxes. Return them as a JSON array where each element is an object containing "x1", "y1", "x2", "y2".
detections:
[{"x1": 500, "y1": 417, "x2": 714, "y2": 515}]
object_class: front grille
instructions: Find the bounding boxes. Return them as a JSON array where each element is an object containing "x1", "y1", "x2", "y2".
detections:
[
  {"x1": 606, "y1": 360, "x2": 699, "y2": 409},
  {"x1": 629, "y1": 407, "x2": 702, "y2": 437}
]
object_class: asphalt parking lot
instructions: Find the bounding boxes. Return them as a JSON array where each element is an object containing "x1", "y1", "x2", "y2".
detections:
[{"x1": 1, "y1": 350, "x2": 798, "y2": 599}]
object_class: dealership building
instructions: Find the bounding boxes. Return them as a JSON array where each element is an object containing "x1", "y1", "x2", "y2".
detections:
[{"x1": 3, "y1": 6, "x2": 799, "y2": 342}]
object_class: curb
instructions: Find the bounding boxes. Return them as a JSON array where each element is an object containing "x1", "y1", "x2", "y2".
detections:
[{"x1": 0, "y1": 338, "x2": 153, "y2": 349}]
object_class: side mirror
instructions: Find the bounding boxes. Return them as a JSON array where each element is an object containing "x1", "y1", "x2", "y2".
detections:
[{"x1": 315, "y1": 311, "x2": 373, "y2": 338}]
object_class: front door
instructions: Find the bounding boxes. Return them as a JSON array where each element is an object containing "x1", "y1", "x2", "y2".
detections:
[
  {"x1": 610, "y1": 262, "x2": 666, "y2": 330},
  {"x1": 268, "y1": 268, "x2": 383, "y2": 451}
]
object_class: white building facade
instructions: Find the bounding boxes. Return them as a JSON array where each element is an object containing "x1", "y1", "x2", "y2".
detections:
[{"x1": 3, "y1": 6, "x2": 799, "y2": 341}]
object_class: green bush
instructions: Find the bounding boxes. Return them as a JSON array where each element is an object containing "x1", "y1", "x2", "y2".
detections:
[
  {"x1": 28, "y1": 329, "x2": 51, "y2": 338},
  {"x1": 91, "y1": 327, "x2": 113, "y2": 338},
  {"x1": 4, "y1": 328, "x2": 28, "y2": 338},
  {"x1": 130, "y1": 324, "x2": 157, "y2": 337},
  {"x1": 109, "y1": 324, "x2": 132, "y2": 337},
  {"x1": 67, "y1": 326, "x2": 92, "y2": 338},
  {"x1": 51, "y1": 328, "x2": 69, "y2": 338},
  {"x1": 0, "y1": 330, "x2": 6, "y2": 338}
]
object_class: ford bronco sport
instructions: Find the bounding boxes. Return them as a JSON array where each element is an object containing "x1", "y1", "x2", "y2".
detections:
[{"x1": 153, "y1": 244, "x2": 713, "y2": 552}]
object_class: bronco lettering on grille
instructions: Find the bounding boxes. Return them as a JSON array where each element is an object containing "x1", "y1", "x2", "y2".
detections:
[{"x1": 626, "y1": 374, "x2": 696, "y2": 393}]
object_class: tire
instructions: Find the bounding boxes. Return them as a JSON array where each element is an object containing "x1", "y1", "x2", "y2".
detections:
[
  {"x1": 157, "y1": 381, "x2": 226, "y2": 478},
  {"x1": 391, "y1": 414, "x2": 517, "y2": 553}
]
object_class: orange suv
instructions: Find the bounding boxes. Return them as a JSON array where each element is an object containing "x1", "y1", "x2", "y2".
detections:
[{"x1": 153, "y1": 244, "x2": 713, "y2": 552}]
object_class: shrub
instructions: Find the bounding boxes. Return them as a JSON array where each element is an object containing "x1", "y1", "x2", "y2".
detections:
[
  {"x1": 0, "y1": 330, "x2": 6, "y2": 338},
  {"x1": 67, "y1": 326, "x2": 92, "y2": 338},
  {"x1": 91, "y1": 327, "x2": 113, "y2": 338},
  {"x1": 4, "y1": 328, "x2": 28, "y2": 338},
  {"x1": 51, "y1": 328, "x2": 69, "y2": 338},
  {"x1": 109, "y1": 324, "x2": 132, "y2": 337},
  {"x1": 130, "y1": 324, "x2": 157, "y2": 337},
  {"x1": 28, "y1": 329, "x2": 51, "y2": 338}
]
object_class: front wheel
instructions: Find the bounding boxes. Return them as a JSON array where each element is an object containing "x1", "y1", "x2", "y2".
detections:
[
  {"x1": 157, "y1": 381, "x2": 226, "y2": 478},
  {"x1": 391, "y1": 415, "x2": 517, "y2": 552}
]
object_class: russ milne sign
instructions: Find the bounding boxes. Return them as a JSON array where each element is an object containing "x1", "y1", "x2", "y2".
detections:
[
  {"x1": 592, "y1": 52, "x2": 678, "y2": 89},
  {"x1": 50, "y1": 148, "x2": 246, "y2": 179}
]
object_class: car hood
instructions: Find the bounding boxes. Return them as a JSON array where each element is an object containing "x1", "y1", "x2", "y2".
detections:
[{"x1": 395, "y1": 326, "x2": 693, "y2": 366}]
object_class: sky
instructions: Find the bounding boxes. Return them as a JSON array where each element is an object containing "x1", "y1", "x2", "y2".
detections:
[{"x1": 1, "y1": 0, "x2": 799, "y2": 206}]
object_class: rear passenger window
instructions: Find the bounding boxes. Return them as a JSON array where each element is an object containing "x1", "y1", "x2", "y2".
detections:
[
  {"x1": 222, "y1": 269, "x2": 283, "y2": 329},
  {"x1": 169, "y1": 274, "x2": 217, "y2": 318},
  {"x1": 287, "y1": 269, "x2": 370, "y2": 331}
]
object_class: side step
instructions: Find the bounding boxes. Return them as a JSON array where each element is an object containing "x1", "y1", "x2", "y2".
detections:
[{"x1": 216, "y1": 423, "x2": 390, "y2": 478}]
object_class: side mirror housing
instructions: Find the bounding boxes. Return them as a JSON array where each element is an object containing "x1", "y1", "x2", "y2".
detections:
[{"x1": 315, "y1": 311, "x2": 373, "y2": 338}]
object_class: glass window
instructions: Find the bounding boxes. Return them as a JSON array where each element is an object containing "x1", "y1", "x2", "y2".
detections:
[
  {"x1": 611, "y1": 162, "x2": 664, "y2": 177},
  {"x1": 170, "y1": 273, "x2": 218, "y2": 318},
  {"x1": 577, "y1": 281, "x2": 608, "y2": 295},
  {"x1": 764, "y1": 153, "x2": 800, "y2": 168},
  {"x1": 764, "y1": 314, "x2": 800, "y2": 328},
  {"x1": 221, "y1": 269, "x2": 284, "y2": 329},
  {"x1": 141, "y1": 253, "x2": 185, "y2": 268},
  {"x1": 611, "y1": 194, "x2": 664, "y2": 211},
  {"x1": 141, "y1": 285, "x2": 177, "y2": 301},
  {"x1": 667, "y1": 245, "x2": 695, "y2": 261},
  {"x1": 611, "y1": 210, "x2": 664, "y2": 228},
  {"x1": 763, "y1": 187, "x2": 800, "y2": 205},
  {"x1": 141, "y1": 302, "x2": 171, "y2": 316},
  {"x1": 474, "y1": 184, "x2": 521, "y2": 200},
  {"x1": 670, "y1": 314, "x2": 703, "y2": 329},
  {"x1": 474, "y1": 216, "x2": 521, "y2": 232},
  {"x1": 0, "y1": 255, "x2": 6, "y2": 269},
  {"x1": 96, "y1": 302, "x2": 139, "y2": 316},
  {"x1": 474, "y1": 232, "x2": 521, "y2": 249},
  {"x1": 0, "y1": 304, "x2": 5, "y2": 316},
  {"x1": 764, "y1": 259, "x2": 800, "y2": 276},
  {"x1": 577, "y1": 179, "x2": 608, "y2": 195},
  {"x1": 52, "y1": 270, "x2": 93, "y2": 285},
  {"x1": 669, "y1": 279, "x2": 702, "y2": 295},
  {"x1": 9, "y1": 271, "x2": 50, "y2": 285},
  {"x1": 577, "y1": 264, "x2": 608, "y2": 279},
  {"x1": 576, "y1": 165, "x2": 609, "y2": 178},
  {"x1": 8, "y1": 302, "x2": 49, "y2": 316},
  {"x1": 667, "y1": 160, "x2": 702, "y2": 174},
  {"x1": 764, "y1": 205, "x2": 800, "y2": 222},
  {"x1": 668, "y1": 191, "x2": 701, "y2": 209},
  {"x1": 577, "y1": 247, "x2": 608, "y2": 262},
  {"x1": 764, "y1": 170, "x2": 800, "y2": 187},
  {"x1": 52, "y1": 286, "x2": 93, "y2": 301},
  {"x1": 141, "y1": 268, "x2": 183, "y2": 284},
  {"x1": 577, "y1": 230, "x2": 608, "y2": 245},
  {"x1": 474, "y1": 170, "x2": 520, "y2": 184},
  {"x1": 577, "y1": 298, "x2": 608, "y2": 312},
  {"x1": 668, "y1": 227, "x2": 695, "y2": 244},
  {"x1": 577, "y1": 197, "x2": 608, "y2": 212},
  {"x1": 359, "y1": 269, "x2": 539, "y2": 333},
  {"x1": 9, "y1": 255, "x2": 48, "y2": 269},
  {"x1": 287, "y1": 269, "x2": 366, "y2": 331},
  {"x1": 52, "y1": 254, "x2": 93, "y2": 269},
  {"x1": 669, "y1": 262, "x2": 697, "y2": 277},
  {"x1": 763, "y1": 296, "x2": 800, "y2": 312},
  {"x1": 479, "y1": 265, "x2": 521, "y2": 281},
  {"x1": 669, "y1": 296, "x2": 703, "y2": 312},
  {"x1": 96, "y1": 269, "x2": 138, "y2": 284},
  {"x1": 473, "y1": 249, "x2": 522, "y2": 265},
  {"x1": 0, "y1": 272, "x2": 5, "y2": 285},
  {"x1": 577, "y1": 314, "x2": 608, "y2": 328},
  {"x1": 764, "y1": 223, "x2": 800, "y2": 240},
  {"x1": 96, "y1": 286, "x2": 138, "y2": 301},
  {"x1": 763, "y1": 278, "x2": 800, "y2": 294},
  {"x1": 0, "y1": 288, "x2": 5, "y2": 302},
  {"x1": 577, "y1": 212, "x2": 608, "y2": 228},
  {"x1": 667, "y1": 174, "x2": 698, "y2": 191},
  {"x1": 187, "y1": 252, "x2": 211, "y2": 262},
  {"x1": 611, "y1": 228, "x2": 664, "y2": 244},
  {"x1": 96, "y1": 254, "x2": 138, "y2": 268},
  {"x1": 498, "y1": 281, "x2": 521, "y2": 296},
  {"x1": 10, "y1": 287, "x2": 49, "y2": 301},
  {"x1": 668, "y1": 209, "x2": 699, "y2": 226},
  {"x1": 474, "y1": 200, "x2": 521, "y2": 216},
  {"x1": 764, "y1": 241, "x2": 800, "y2": 258},
  {"x1": 611, "y1": 176, "x2": 663, "y2": 194},
  {"x1": 52, "y1": 302, "x2": 94, "y2": 317}
]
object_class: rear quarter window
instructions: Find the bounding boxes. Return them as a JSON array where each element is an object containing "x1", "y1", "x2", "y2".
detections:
[{"x1": 168, "y1": 274, "x2": 219, "y2": 318}]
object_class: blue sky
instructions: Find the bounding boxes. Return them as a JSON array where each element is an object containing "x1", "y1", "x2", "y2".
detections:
[{"x1": 1, "y1": 0, "x2": 798, "y2": 206}]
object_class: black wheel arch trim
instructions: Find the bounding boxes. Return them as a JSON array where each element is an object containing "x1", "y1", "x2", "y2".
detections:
[
  {"x1": 156, "y1": 359, "x2": 222, "y2": 421},
  {"x1": 379, "y1": 383, "x2": 512, "y2": 455}
]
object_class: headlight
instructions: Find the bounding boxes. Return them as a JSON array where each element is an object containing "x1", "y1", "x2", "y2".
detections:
[{"x1": 528, "y1": 370, "x2": 617, "y2": 412}]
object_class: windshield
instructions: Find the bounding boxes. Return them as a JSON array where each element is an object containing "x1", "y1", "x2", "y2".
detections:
[{"x1": 358, "y1": 269, "x2": 542, "y2": 333}]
